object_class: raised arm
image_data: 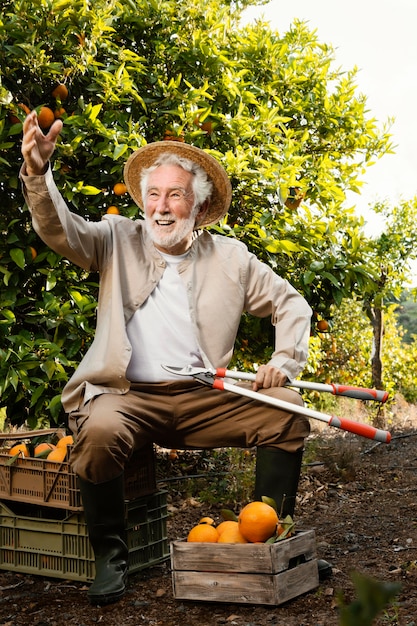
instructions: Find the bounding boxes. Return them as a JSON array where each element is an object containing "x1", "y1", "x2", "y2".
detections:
[
  {"x1": 20, "y1": 111, "x2": 110, "y2": 271},
  {"x1": 21, "y1": 111, "x2": 63, "y2": 175}
]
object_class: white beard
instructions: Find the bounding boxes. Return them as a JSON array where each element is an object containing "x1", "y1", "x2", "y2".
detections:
[{"x1": 145, "y1": 208, "x2": 199, "y2": 251}]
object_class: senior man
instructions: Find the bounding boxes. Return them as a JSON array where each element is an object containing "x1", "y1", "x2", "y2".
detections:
[{"x1": 20, "y1": 111, "x2": 329, "y2": 605}]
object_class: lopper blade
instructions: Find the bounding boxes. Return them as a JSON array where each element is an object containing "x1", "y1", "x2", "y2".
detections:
[{"x1": 161, "y1": 364, "x2": 212, "y2": 376}]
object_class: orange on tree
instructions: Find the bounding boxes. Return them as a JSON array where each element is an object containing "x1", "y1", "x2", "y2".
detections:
[
  {"x1": 30, "y1": 246, "x2": 37, "y2": 260},
  {"x1": 37, "y1": 106, "x2": 55, "y2": 129},
  {"x1": 284, "y1": 187, "x2": 304, "y2": 210},
  {"x1": 113, "y1": 182, "x2": 128, "y2": 196},
  {"x1": 9, "y1": 113, "x2": 20, "y2": 125},
  {"x1": 187, "y1": 523, "x2": 219, "y2": 543},
  {"x1": 163, "y1": 129, "x2": 185, "y2": 142},
  {"x1": 106, "y1": 206, "x2": 120, "y2": 214},
  {"x1": 238, "y1": 501, "x2": 278, "y2": 543},
  {"x1": 193, "y1": 116, "x2": 213, "y2": 134},
  {"x1": 9, "y1": 103, "x2": 31, "y2": 124},
  {"x1": 9, "y1": 442, "x2": 29, "y2": 457},
  {"x1": 52, "y1": 83, "x2": 69, "y2": 101},
  {"x1": 317, "y1": 319, "x2": 329, "y2": 332},
  {"x1": 54, "y1": 107, "x2": 66, "y2": 119},
  {"x1": 200, "y1": 120, "x2": 213, "y2": 134},
  {"x1": 19, "y1": 103, "x2": 31, "y2": 115}
]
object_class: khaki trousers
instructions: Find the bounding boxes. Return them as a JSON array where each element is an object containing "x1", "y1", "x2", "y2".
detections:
[{"x1": 68, "y1": 381, "x2": 310, "y2": 483}]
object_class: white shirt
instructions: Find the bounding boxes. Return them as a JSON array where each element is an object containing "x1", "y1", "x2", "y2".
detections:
[{"x1": 126, "y1": 252, "x2": 204, "y2": 382}]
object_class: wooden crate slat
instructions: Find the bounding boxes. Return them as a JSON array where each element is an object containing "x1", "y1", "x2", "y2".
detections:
[
  {"x1": 270, "y1": 530, "x2": 317, "y2": 573},
  {"x1": 171, "y1": 541, "x2": 275, "y2": 573},
  {"x1": 171, "y1": 529, "x2": 316, "y2": 573},
  {"x1": 172, "y1": 561, "x2": 319, "y2": 605}
]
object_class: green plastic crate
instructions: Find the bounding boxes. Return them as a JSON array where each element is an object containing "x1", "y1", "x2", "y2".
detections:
[{"x1": 0, "y1": 491, "x2": 169, "y2": 582}]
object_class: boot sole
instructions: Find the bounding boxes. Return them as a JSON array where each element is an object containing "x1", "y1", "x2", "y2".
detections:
[
  {"x1": 88, "y1": 586, "x2": 126, "y2": 606},
  {"x1": 88, "y1": 573, "x2": 127, "y2": 607}
]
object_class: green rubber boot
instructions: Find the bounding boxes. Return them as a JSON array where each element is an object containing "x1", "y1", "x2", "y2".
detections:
[
  {"x1": 254, "y1": 446, "x2": 303, "y2": 518},
  {"x1": 254, "y1": 446, "x2": 332, "y2": 581},
  {"x1": 78, "y1": 475, "x2": 128, "y2": 605}
]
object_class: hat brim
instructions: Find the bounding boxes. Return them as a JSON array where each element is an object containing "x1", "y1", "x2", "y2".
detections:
[{"x1": 123, "y1": 141, "x2": 232, "y2": 227}]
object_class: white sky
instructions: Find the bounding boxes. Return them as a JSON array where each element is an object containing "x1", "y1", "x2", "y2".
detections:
[{"x1": 242, "y1": 0, "x2": 417, "y2": 233}]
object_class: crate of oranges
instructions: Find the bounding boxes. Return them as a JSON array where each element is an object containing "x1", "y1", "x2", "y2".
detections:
[
  {"x1": 0, "y1": 430, "x2": 157, "y2": 511},
  {"x1": 171, "y1": 500, "x2": 319, "y2": 605}
]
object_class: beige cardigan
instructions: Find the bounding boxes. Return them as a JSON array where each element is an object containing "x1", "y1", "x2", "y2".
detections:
[{"x1": 21, "y1": 166, "x2": 312, "y2": 412}]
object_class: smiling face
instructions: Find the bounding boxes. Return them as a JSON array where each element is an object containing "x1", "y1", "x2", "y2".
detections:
[{"x1": 143, "y1": 164, "x2": 207, "y2": 255}]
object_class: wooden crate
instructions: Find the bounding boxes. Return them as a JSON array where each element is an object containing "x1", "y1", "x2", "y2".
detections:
[{"x1": 170, "y1": 529, "x2": 319, "y2": 605}]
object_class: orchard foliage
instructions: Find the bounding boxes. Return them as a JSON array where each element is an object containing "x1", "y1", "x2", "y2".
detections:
[
  {"x1": 309, "y1": 298, "x2": 417, "y2": 406},
  {"x1": 0, "y1": 0, "x2": 393, "y2": 426}
]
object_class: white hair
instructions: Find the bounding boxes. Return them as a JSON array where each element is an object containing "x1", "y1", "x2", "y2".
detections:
[{"x1": 140, "y1": 152, "x2": 213, "y2": 210}]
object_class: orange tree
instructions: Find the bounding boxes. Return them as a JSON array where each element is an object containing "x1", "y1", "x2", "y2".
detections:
[
  {"x1": 309, "y1": 296, "x2": 417, "y2": 407},
  {"x1": 361, "y1": 197, "x2": 417, "y2": 390},
  {"x1": 0, "y1": 0, "x2": 392, "y2": 427}
]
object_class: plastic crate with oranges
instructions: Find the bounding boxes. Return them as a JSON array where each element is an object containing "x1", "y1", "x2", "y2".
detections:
[{"x1": 0, "y1": 431, "x2": 157, "y2": 510}]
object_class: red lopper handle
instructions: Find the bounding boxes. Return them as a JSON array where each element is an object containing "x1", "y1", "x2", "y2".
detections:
[
  {"x1": 213, "y1": 379, "x2": 391, "y2": 443},
  {"x1": 328, "y1": 415, "x2": 391, "y2": 443},
  {"x1": 331, "y1": 384, "x2": 388, "y2": 403}
]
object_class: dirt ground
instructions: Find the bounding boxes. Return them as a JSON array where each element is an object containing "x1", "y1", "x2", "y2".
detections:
[{"x1": 0, "y1": 402, "x2": 416, "y2": 626}]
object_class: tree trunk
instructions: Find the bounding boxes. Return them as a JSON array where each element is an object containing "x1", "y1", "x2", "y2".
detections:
[{"x1": 371, "y1": 306, "x2": 384, "y2": 390}]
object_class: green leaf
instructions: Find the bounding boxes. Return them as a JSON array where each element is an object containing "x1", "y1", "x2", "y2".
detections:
[
  {"x1": 48, "y1": 394, "x2": 63, "y2": 420},
  {"x1": 261, "y1": 495, "x2": 277, "y2": 511},
  {"x1": 113, "y1": 143, "x2": 128, "y2": 160},
  {"x1": 310, "y1": 261, "x2": 325, "y2": 272},
  {"x1": 1, "y1": 309, "x2": 16, "y2": 323},
  {"x1": 265, "y1": 239, "x2": 300, "y2": 255},
  {"x1": 338, "y1": 572, "x2": 401, "y2": 626},
  {"x1": 10, "y1": 248, "x2": 25, "y2": 269},
  {"x1": 79, "y1": 184, "x2": 102, "y2": 196},
  {"x1": 30, "y1": 384, "x2": 47, "y2": 408},
  {"x1": 46, "y1": 274, "x2": 57, "y2": 291},
  {"x1": 274, "y1": 515, "x2": 295, "y2": 542},
  {"x1": 0, "y1": 265, "x2": 12, "y2": 286},
  {"x1": 220, "y1": 508, "x2": 238, "y2": 522},
  {"x1": 7, "y1": 368, "x2": 19, "y2": 391},
  {"x1": 40, "y1": 360, "x2": 56, "y2": 380},
  {"x1": 88, "y1": 103, "x2": 103, "y2": 122},
  {"x1": 5, "y1": 453, "x2": 21, "y2": 466},
  {"x1": 322, "y1": 271, "x2": 341, "y2": 287},
  {"x1": 303, "y1": 270, "x2": 315, "y2": 285}
]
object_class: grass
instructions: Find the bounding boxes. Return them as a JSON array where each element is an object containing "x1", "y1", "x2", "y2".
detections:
[
  {"x1": 154, "y1": 396, "x2": 394, "y2": 506},
  {"x1": 156, "y1": 447, "x2": 256, "y2": 508}
]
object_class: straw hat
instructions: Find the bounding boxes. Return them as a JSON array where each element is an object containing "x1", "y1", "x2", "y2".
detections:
[{"x1": 123, "y1": 141, "x2": 232, "y2": 227}]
